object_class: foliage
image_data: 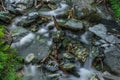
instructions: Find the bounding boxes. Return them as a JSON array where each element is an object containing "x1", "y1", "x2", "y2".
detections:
[
  {"x1": 0, "y1": 25, "x2": 22, "y2": 80},
  {"x1": 109, "y1": 0, "x2": 120, "y2": 18}
]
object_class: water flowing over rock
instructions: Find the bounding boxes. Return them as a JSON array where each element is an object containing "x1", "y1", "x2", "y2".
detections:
[
  {"x1": 3, "y1": 0, "x2": 120, "y2": 80},
  {"x1": 38, "y1": 3, "x2": 69, "y2": 16},
  {"x1": 80, "y1": 31, "x2": 94, "y2": 44},
  {"x1": 17, "y1": 12, "x2": 39, "y2": 27}
]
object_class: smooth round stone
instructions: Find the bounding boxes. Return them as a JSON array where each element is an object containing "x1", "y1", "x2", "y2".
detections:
[{"x1": 25, "y1": 53, "x2": 35, "y2": 63}]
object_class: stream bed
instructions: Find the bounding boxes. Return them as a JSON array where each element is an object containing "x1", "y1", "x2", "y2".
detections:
[{"x1": 3, "y1": 0, "x2": 120, "y2": 80}]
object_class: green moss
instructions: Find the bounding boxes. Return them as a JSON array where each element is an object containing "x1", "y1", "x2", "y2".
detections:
[
  {"x1": 109, "y1": 0, "x2": 120, "y2": 18},
  {"x1": 0, "y1": 25, "x2": 22, "y2": 80}
]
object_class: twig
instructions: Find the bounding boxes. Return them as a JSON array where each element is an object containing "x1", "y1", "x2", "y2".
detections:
[
  {"x1": 0, "y1": 0, "x2": 7, "y2": 11},
  {"x1": 53, "y1": 16, "x2": 60, "y2": 30},
  {"x1": 95, "y1": 0, "x2": 110, "y2": 15},
  {"x1": 35, "y1": 0, "x2": 43, "y2": 9}
]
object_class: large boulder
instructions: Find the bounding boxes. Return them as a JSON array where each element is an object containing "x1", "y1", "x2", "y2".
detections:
[
  {"x1": 5, "y1": 0, "x2": 35, "y2": 14},
  {"x1": 104, "y1": 45, "x2": 120, "y2": 75},
  {"x1": 89, "y1": 24, "x2": 120, "y2": 44}
]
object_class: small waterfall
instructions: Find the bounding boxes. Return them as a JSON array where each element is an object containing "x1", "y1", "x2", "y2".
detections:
[
  {"x1": 39, "y1": 3, "x2": 69, "y2": 16},
  {"x1": 11, "y1": 32, "x2": 35, "y2": 48},
  {"x1": 23, "y1": 64, "x2": 48, "y2": 80},
  {"x1": 8, "y1": 16, "x2": 26, "y2": 30},
  {"x1": 7, "y1": 0, "x2": 105, "y2": 80},
  {"x1": 24, "y1": 64, "x2": 37, "y2": 77}
]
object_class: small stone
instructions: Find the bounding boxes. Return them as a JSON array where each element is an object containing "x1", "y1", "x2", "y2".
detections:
[
  {"x1": 25, "y1": 53, "x2": 35, "y2": 63},
  {"x1": 105, "y1": 35, "x2": 120, "y2": 44},
  {"x1": 89, "y1": 24, "x2": 107, "y2": 39},
  {"x1": 64, "y1": 19, "x2": 83, "y2": 30}
]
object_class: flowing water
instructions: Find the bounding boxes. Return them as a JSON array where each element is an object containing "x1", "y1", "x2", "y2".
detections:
[{"x1": 8, "y1": 2, "x2": 102, "y2": 80}]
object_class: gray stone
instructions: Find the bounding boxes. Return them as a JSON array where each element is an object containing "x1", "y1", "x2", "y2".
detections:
[
  {"x1": 104, "y1": 45, "x2": 120, "y2": 75},
  {"x1": 25, "y1": 53, "x2": 35, "y2": 63},
  {"x1": 5, "y1": 0, "x2": 34, "y2": 14},
  {"x1": 89, "y1": 24, "x2": 107, "y2": 39},
  {"x1": 64, "y1": 19, "x2": 83, "y2": 30},
  {"x1": 15, "y1": 36, "x2": 49, "y2": 60},
  {"x1": 105, "y1": 35, "x2": 120, "y2": 44},
  {"x1": 89, "y1": 24, "x2": 120, "y2": 44},
  {"x1": 69, "y1": 0, "x2": 95, "y2": 18},
  {"x1": 17, "y1": 12, "x2": 39, "y2": 27},
  {"x1": 103, "y1": 71, "x2": 120, "y2": 80},
  {"x1": 10, "y1": 27, "x2": 28, "y2": 37}
]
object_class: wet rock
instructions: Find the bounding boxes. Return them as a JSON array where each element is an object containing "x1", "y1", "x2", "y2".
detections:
[
  {"x1": 100, "y1": 19, "x2": 120, "y2": 30},
  {"x1": 80, "y1": 31, "x2": 94, "y2": 44},
  {"x1": 17, "y1": 12, "x2": 39, "y2": 27},
  {"x1": 44, "y1": 61, "x2": 59, "y2": 72},
  {"x1": 25, "y1": 53, "x2": 35, "y2": 63},
  {"x1": 62, "y1": 63, "x2": 75, "y2": 71},
  {"x1": 64, "y1": 19, "x2": 83, "y2": 30},
  {"x1": 89, "y1": 24, "x2": 120, "y2": 44},
  {"x1": 103, "y1": 71, "x2": 120, "y2": 80},
  {"x1": 10, "y1": 27, "x2": 28, "y2": 37},
  {"x1": 15, "y1": 35, "x2": 49, "y2": 61},
  {"x1": 69, "y1": 0, "x2": 96, "y2": 18},
  {"x1": 89, "y1": 24, "x2": 107, "y2": 39},
  {"x1": 67, "y1": 0, "x2": 109, "y2": 20},
  {"x1": 5, "y1": 0, "x2": 34, "y2": 14},
  {"x1": 0, "y1": 11, "x2": 14, "y2": 24},
  {"x1": 105, "y1": 35, "x2": 120, "y2": 44},
  {"x1": 104, "y1": 45, "x2": 120, "y2": 75}
]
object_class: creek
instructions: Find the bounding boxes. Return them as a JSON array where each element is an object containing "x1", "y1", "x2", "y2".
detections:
[{"x1": 6, "y1": 0, "x2": 120, "y2": 80}]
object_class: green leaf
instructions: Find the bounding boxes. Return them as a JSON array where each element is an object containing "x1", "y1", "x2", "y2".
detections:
[
  {"x1": 0, "y1": 32, "x2": 4, "y2": 38},
  {"x1": 111, "y1": 4, "x2": 120, "y2": 10},
  {"x1": 0, "y1": 63, "x2": 4, "y2": 69},
  {"x1": 3, "y1": 45, "x2": 10, "y2": 51}
]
